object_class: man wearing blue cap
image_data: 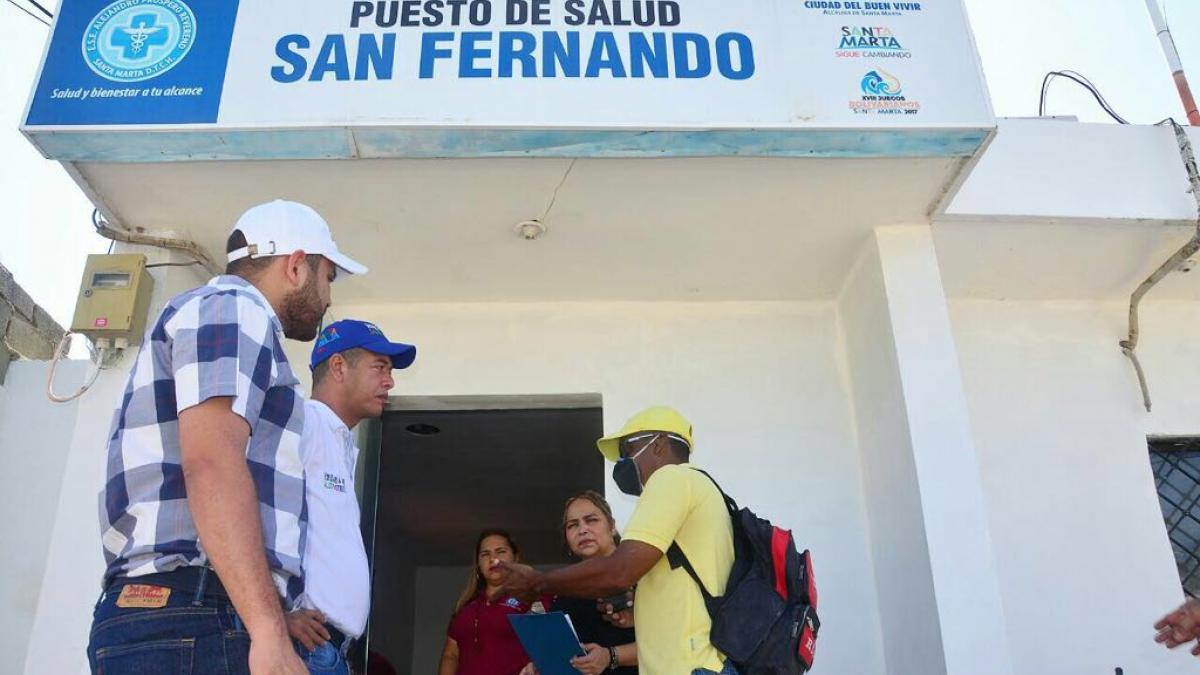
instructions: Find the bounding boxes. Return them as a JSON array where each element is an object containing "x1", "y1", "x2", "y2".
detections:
[{"x1": 284, "y1": 319, "x2": 416, "y2": 674}]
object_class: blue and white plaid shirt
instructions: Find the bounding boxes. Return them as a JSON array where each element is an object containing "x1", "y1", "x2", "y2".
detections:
[{"x1": 99, "y1": 275, "x2": 307, "y2": 601}]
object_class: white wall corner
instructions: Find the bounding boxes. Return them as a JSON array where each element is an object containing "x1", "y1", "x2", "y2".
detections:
[
  {"x1": 838, "y1": 237, "x2": 947, "y2": 675},
  {"x1": 839, "y1": 226, "x2": 1016, "y2": 675},
  {"x1": 872, "y1": 225, "x2": 1014, "y2": 675}
]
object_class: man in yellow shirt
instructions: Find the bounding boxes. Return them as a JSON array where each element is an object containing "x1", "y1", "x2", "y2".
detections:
[{"x1": 498, "y1": 406, "x2": 736, "y2": 675}]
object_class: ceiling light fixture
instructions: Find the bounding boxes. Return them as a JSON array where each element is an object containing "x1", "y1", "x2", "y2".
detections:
[{"x1": 514, "y1": 219, "x2": 547, "y2": 240}]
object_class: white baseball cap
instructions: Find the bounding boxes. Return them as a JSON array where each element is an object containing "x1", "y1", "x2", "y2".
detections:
[{"x1": 227, "y1": 199, "x2": 367, "y2": 276}]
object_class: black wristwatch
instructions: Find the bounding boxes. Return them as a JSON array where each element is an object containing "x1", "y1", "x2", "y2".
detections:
[{"x1": 607, "y1": 646, "x2": 619, "y2": 670}]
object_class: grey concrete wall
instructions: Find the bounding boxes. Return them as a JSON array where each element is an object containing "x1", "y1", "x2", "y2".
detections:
[{"x1": 0, "y1": 261, "x2": 66, "y2": 382}]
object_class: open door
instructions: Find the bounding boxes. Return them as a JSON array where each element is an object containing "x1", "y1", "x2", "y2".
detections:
[{"x1": 356, "y1": 394, "x2": 604, "y2": 673}]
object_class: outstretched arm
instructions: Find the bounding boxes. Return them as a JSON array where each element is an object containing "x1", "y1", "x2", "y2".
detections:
[{"x1": 498, "y1": 540, "x2": 661, "y2": 599}]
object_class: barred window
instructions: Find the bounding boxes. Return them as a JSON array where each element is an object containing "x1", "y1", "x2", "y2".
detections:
[{"x1": 1150, "y1": 438, "x2": 1200, "y2": 598}]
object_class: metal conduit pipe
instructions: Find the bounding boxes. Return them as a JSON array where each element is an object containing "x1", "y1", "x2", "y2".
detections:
[
  {"x1": 93, "y1": 212, "x2": 222, "y2": 277},
  {"x1": 1120, "y1": 120, "x2": 1200, "y2": 411}
]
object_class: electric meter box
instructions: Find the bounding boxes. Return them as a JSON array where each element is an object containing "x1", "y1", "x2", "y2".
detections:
[{"x1": 71, "y1": 254, "x2": 155, "y2": 346}]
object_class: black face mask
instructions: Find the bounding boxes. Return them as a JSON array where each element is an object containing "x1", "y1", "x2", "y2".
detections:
[{"x1": 612, "y1": 435, "x2": 655, "y2": 496}]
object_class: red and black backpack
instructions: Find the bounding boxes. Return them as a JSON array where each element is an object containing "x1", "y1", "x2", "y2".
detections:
[{"x1": 667, "y1": 469, "x2": 820, "y2": 674}]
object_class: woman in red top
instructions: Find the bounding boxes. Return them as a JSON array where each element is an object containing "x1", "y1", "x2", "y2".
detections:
[{"x1": 439, "y1": 529, "x2": 536, "y2": 675}]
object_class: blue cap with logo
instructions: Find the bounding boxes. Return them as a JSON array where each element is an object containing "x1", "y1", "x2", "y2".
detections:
[{"x1": 310, "y1": 319, "x2": 417, "y2": 370}]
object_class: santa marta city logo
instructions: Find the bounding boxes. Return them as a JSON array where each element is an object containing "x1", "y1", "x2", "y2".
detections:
[{"x1": 82, "y1": 0, "x2": 196, "y2": 83}]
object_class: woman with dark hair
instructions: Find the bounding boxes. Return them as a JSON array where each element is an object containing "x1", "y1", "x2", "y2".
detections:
[
  {"x1": 439, "y1": 529, "x2": 537, "y2": 675},
  {"x1": 522, "y1": 491, "x2": 638, "y2": 675}
]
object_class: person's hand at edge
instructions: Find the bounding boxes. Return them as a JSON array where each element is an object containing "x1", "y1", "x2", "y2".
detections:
[
  {"x1": 286, "y1": 608, "x2": 331, "y2": 651},
  {"x1": 495, "y1": 560, "x2": 544, "y2": 603},
  {"x1": 248, "y1": 630, "x2": 309, "y2": 675},
  {"x1": 570, "y1": 643, "x2": 610, "y2": 675},
  {"x1": 1155, "y1": 598, "x2": 1200, "y2": 655},
  {"x1": 596, "y1": 590, "x2": 634, "y2": 628}
]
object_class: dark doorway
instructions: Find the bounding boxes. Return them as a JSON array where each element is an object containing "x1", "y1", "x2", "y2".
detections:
[{"x1": 362, "y1": 395, "x2": 604, "y2": 674}]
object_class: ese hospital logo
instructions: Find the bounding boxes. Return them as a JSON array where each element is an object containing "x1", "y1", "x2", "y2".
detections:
[{"x1": 81, "y1": 0, "x2": 197, "y2": 83}]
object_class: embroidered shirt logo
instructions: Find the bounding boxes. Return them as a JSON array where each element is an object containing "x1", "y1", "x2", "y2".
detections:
[{"x1": 323, "y1": 472, "x2": 347, "y2": 493}]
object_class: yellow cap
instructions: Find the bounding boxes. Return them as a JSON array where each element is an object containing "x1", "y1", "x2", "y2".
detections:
[{"x1": 596, "y1": 406, "x2": 694, "y2": 463}]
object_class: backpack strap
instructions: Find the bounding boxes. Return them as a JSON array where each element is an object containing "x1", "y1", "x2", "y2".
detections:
[
  {"x1": 688, "y1": 467, "x2": 740, "y2": 518},
  {"x1": 667, "y1": 542, "x2": 716, "y2": 610},
  {"x1": 665, "y1": 467, "x2": 740, "y2": 618}
]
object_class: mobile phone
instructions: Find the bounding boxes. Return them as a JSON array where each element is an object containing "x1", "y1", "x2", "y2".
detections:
[{"x1": 600, "y1": 591, "x2": 633, "y2": 613}]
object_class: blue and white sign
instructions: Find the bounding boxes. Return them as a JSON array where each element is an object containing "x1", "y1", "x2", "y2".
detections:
[
  {"x1": 26, "y1": 0, "x2": 237, "y2": 126},
  {"x1": 23, "y1": 0, "x2": 995, "y2": 159}
]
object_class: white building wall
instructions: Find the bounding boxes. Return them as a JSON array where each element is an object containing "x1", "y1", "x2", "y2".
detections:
[
  {"x1": 839, "y1": 238, "x2": 947, "y2": 675},
  {"x1": 947, "y1": 119, "x2": 1200, "y2": 222},
  {"x1": 839, "y1": 227, "x2": 1014, "y2": 675},
  {"x1": 14, "y1": 119, "x2": 1200, "y2": 675},
  {"x1": 21, "y1": 255, "x2": 207, "y2": 675},
  {"x1": 948, "y1": 299, "x2": 1198, "y2": 675},
  {"x1": 0, "y1": 360, "x2": 86, "y2": 675},
  {"x1": 295, "y1": 300, "x2": 888, "y2": 675},
  {"x1": 1136, "y1": 300, "x2": 1200, "y2": 437}
]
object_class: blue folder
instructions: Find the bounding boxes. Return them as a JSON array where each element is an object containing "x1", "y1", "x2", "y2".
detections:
[{"x1": 508, "y1": 612, "x2": 587, "y2": 675}]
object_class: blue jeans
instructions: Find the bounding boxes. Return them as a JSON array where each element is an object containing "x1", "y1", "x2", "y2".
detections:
[
  {"x1": 87, "y1": 580, "x2": 251, "y2": 674},
  {"x1": 692, "y1": 661, "x2": 739, "y2": 675},
  {"x1": 294, "y1": 640, "x2": 351, "y2": 675}
]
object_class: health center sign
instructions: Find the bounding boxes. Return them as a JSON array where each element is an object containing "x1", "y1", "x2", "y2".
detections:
[{"x1": 22, "y1": 0, "x2": 995, "y2": 156}]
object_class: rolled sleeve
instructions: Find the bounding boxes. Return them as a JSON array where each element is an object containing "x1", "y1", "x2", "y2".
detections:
[
  {"x1": 622, "y1": 465, "x2": 694, "y2": 553},
  {"x1": 169, "y1": 291, "x2": 277, "y2": 431}
]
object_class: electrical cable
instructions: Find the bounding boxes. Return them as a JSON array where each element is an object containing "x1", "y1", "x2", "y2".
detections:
[
  {"x1": 1039, "y1": 70, "x2": 1130, "y2": 124},
  {"x1": 96, "y1": 210, "x2": 115, "y2": 253},
  {"x1": 1040, "y1": 70, "x2": 1129, "y2": 123},
  {"x1": 1118, "y1": 117, "x2": 1200, "y2": 411},
  {"x1": 25, "y1": 0, "x2": 52, "y2": 18},
  {"x1": 539, "y1": 158, "x2": 577, "y2": 224},
  {"x1": 5, "y1": 0, "x2": 50, "y2": 26},
  {"x1": 1039, "y1": 70, "x2": 1128, "y2": 123},
  {"x1": 90, "y1": 208, "x2": 221, "y2": 275},
  {"x1": 46, "y1": 333, "x2": 106, "y2": 403},
  {"x1": 146, "y1": 261, "x2": 203, "y2": 269},
  {"x1": 1062, "y1": 70, "x2": 1128, "y2": 120}
]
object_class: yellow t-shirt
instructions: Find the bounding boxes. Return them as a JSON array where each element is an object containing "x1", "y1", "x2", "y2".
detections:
[{"x1": 622, "y1": 463, "x2": 735, "y2": 675}]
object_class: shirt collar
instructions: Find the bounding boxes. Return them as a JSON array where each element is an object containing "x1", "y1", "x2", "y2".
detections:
[
  {"x1": 207, "y1": 275, "x2": 283, "y2": 336},
  {"x1": 308, "y1": 399, "x2": 350, "y2": 436}
]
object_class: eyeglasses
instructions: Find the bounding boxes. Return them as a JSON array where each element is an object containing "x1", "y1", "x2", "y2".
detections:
[
  {"x1": 619, "y1": 433, "x2": 657, "y2": 458},
  {"x1": 618, "y1": 432, "x2": 689, "y2": 458}
]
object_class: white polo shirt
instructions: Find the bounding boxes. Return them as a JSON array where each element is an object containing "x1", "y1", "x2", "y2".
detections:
[{"x1": 294, "y1": 399, "x2": 371, "y2": 638}]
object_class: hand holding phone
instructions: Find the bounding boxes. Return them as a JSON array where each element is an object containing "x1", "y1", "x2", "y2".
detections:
[{"x1": 598, "y1": 590, "x2": 633, "y2": 613}]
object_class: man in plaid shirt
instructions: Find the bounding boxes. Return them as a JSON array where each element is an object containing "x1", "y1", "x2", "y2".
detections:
[{"x1": 87, "y1": 200, "x2": 368, "y2": 675}]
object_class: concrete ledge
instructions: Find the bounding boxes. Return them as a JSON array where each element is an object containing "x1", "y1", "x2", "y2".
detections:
[{"x1": 25, "y1": 126, "x2": 993, "y2": 162}]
